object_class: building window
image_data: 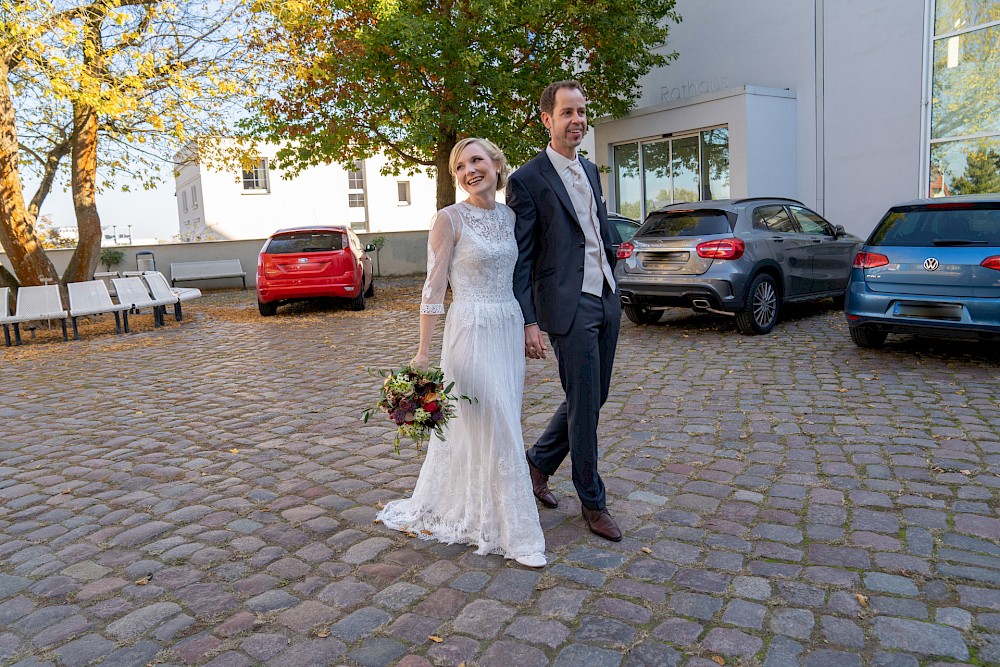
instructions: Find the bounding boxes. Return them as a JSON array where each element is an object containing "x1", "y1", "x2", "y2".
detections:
[
  {"x1": 348, "y1": 193, "x2": 366, "y2": 208},
  {"x1": 191, "y1": 185, "x2": 199, "y2": 209},
  {"x1": 613, "y1": 126, "x2": 730, "y2": 221},
  {"x1": 929, "y1": 2, "x2": 999, "y2": 196},
  {"x1": 181, "y1": 190, "x2": 189, "y2": 212},
  {"x1": 242, "y1": 158, "x2": 270, "y2": 192},
  {"x1": 348, "y1": 161, "x2": 364, "y2": 190},
  {"x1": 397, "y1": 181, "x2": 411, "y2": 205}
]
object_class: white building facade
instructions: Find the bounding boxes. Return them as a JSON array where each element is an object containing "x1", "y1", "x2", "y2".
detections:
[
  {"x1": 174, "y1": 144, "x2": 439, "y2": 241},
  {"x1": 593, "y1": 0, "x2": 999, "y2": 237}
]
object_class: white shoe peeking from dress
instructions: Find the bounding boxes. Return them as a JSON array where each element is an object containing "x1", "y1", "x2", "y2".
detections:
[{"x1": 515, "y1": 553, "x2": 547, "y2": 568}]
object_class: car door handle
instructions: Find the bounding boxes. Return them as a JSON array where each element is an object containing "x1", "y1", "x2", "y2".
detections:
[
  {"x1": 811, "y1": 239, "x2": 823, "y2": 243},
  {"x1": 771, "y1": 237, "x2": 784, "y2": 242}
]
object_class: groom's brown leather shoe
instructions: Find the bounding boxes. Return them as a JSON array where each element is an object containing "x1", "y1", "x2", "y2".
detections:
[
  {"x1": 526, "y1": 456, "x2": 558, "y2": 508},
  {"x1": 582, "y1": 505, "x2": 622, "y2": 542}
]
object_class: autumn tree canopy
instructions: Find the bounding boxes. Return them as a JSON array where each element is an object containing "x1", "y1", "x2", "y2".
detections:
[
  {"x1": 245, "y1": 0, "x2": 681, "y2": 209},
  {"x1": 0, "y1": 0, "x2": 257, "y2": 289}
]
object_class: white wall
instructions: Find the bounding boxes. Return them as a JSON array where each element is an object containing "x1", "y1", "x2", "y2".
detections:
[
  {"x1": 822, "y1": 0, "x2": 926, "y2": 232},
  {"x1": 598, "y1": 0, "x2": 928, "y2": 237},
  {"x1": 639, "y1": 0, "x2": 818, "y2": 203}
]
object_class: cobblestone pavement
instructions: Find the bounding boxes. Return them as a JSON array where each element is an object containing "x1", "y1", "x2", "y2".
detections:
[{"x1": 3, "y1": 280, "x2": 1000, "y2": 667}]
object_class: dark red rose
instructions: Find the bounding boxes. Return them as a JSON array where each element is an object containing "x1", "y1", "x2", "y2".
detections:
[{"x1": 423, "y1": 401, "x2": 439, "y2": 413}]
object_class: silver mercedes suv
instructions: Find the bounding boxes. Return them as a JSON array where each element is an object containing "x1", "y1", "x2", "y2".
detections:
[{"x1": 615, "y1": 198, "x2": 862, "y2": 334}]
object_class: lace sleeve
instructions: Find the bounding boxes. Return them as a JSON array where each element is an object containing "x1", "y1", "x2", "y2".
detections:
[{"x1": 420, "y1": 209, "x2": 458, "y2": 314}]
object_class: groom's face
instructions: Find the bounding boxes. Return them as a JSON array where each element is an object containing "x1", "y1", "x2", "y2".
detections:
[{"x1": 543, "y1": 86, "x2": 588, "y2": 159}]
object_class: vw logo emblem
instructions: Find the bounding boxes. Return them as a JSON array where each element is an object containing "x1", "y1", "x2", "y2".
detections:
[
  {"x1": 923, "y1": 257, "x2": 939, "y2": 271},
  {"x1": 298, "y1": 257, "x2": 308, "y2": 263}
]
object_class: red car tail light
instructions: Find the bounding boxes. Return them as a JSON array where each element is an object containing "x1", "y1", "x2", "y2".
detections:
[
  {"x1": 616, "y1": 242, "x2": 634, "y2": 259},
  {"x1": 853, "y1": 251, "x2": 889, "y2": 269},
  {"x1": 696, "y1": 238, "x2": 745, "y2": 260},
  {"x1": 982, "y1": 255, "x2": 1000, "y2": 271},
  {"x1": 261, "y1": 254, "x2": 282, "y2": 278}
]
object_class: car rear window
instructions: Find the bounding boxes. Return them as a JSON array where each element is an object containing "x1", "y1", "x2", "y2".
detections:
[
  {"x1": 867, "y1": 204, "x2": 1000, "y2": 247},
  {"x1": 265, "y1": 232, "x2": 344, "y2": 254},
  {"x1": 637, "y1": 210, "x2": 734, "y2": 237}
]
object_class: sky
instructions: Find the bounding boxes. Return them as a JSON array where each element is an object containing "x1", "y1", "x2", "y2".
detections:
[{"x1": 31, "y1": 177, "x2": 179, "y2": 243}]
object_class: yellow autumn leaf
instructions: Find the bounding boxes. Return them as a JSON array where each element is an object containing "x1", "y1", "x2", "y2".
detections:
[
  {"x1": 316, "y1": 629, "x2": 330, "y2": 638},
  {"x1": 135, "y1": 577, "x2": 149, "y2": 586},
  {"x1": 230, "y1": 448, "x2": 239, "y2": 454},
  {"x1": 640, "y1": 547, "x2": 652, "y2": 554},
  {"x1": 855, "y1": 593, "x2": 868, "y2": 607},
  {"x1": 428, "y1": 635, "x2": 444, "y2": 643},
  {"x1": 712, "y1": 657, "x2": 725, "y2": 666}
]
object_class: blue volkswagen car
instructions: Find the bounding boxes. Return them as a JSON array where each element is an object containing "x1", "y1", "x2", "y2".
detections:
[{"x1": 845, "y1": 195, "x2": 1000, "y2": 348}]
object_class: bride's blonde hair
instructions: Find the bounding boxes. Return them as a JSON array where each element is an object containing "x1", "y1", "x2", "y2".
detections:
[{"x1": 449, "y1": 138, "x2": 511, "y2": 191}]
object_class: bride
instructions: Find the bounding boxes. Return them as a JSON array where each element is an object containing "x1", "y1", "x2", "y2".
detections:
[{"x1": 377, "y1": 137, "x2": 547, "y2": 568}]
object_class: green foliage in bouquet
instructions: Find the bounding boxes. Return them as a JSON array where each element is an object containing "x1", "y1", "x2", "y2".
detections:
[{"x1": 362, "y1": 365, "x2": 475, "y2": 454}]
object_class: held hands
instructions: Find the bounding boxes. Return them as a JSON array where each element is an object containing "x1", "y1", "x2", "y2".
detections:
[{"x1": 524, "y1": 324, "x2": 548, "y2": 360}]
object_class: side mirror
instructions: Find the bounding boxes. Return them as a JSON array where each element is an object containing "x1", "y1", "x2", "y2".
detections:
[
  {"x1": 833, "y1": 225, "x2": 846, "y2": 239},
  {"x1": 364, "y1": 243, "x2": 376, "y2": 252}
]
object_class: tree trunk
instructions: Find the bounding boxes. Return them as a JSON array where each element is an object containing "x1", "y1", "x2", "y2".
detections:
[
  {"x1": 435, "y1": 134, "x2": 457, "y2": 210},
  {"x1": 0, "y1": 62, "x2": 59, "y2": 287},
  {"x1": 63, "y1": 15, "x2": 104, "y2": 285},
  {"x1": 63, "y1": 101, "x2": 102, "y2": 284}
]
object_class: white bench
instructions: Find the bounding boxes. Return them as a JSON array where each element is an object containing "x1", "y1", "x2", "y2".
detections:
[{"x1": 170, "y1": 259, "x2": 246, "y2": 289}]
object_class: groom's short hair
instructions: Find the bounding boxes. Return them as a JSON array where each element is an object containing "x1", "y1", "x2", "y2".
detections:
[{"x1": 540, "y1": 80, "x2": 585, "y2": 115}]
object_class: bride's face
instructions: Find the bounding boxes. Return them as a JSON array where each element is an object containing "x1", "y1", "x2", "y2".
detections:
[{"x1": 454, "y1": 142, "x2": 499, "y2": 197}]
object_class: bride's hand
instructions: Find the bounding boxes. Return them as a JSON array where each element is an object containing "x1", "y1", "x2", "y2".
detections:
[{"x1": 410, "y1": 352, "x2": 430, "y2": 371}]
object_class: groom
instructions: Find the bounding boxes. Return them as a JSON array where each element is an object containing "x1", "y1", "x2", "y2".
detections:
[{"x1": 507, "y1": 80, "x2": 623, "y2": 542}]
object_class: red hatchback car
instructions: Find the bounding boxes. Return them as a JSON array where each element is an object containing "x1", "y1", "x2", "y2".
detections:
[{"x1": 256, "y1": 226, "x2": 375, "y2": 316}]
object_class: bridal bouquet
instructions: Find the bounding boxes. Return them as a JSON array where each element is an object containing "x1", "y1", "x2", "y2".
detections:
[{"x1": 362, "y1": 365, "x2": 471, "y2": 453}]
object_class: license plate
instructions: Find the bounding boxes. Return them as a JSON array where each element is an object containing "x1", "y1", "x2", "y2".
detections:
[{"x1": 892, "y1": 302, "x2": 963, "y2": 321}]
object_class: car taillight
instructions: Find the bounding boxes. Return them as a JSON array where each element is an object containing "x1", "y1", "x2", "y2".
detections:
[
  {"x1": 261, "y1": 254, "x2": 280, "y2": 277},
  {"x1": 616, "y1": 242, "x2": 634, "y2": 259},
  {"x1": 982, "y1": 256, "x2": 1000, "y2": 271},
  {"x1": 696, "y1": 238, "x2": 745, "y2": 260},
  {"x1": 853, "y1": 251, "x2": 889, "y2": 269}
]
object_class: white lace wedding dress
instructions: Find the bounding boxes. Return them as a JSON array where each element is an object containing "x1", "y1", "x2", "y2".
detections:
[{"x1": 377, "y1": 201, "x2": 546, "y2": 561}]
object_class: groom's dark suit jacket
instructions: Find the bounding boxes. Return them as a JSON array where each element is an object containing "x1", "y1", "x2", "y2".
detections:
[{"x1": 508, "y1": 150, "x2": 621, "y2": 336}]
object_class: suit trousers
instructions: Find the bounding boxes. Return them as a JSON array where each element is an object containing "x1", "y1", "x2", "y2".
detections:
[{"x1": 527, "y1": 284, "x2": 620, "y2": 510}]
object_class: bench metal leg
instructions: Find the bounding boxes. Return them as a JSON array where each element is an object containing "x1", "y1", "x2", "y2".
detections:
[
  {"x1": 174, "y1": 303, "x2": 182, "y2": 321},
  {"x1": 241, "y1": 276, "x2": 246, "y2": 290},
  {"x1": 13, "y1": 323, "x2": 21, "y2": 345},
  {"x1": 122, "y1": 311, "x2": 130, "y2": 333},
  {"x1": 72, "y1": 317, "x2": 80, "y2": 341},
  {"x1": 60, "y1": 318, "x2": 68, "y2": 342},
  {"x1": 113, "y1": 312, "x2": 122, "y2": 334},
  {"x1": 2, "y1": 324, "x2": 10, "y2": 347}
]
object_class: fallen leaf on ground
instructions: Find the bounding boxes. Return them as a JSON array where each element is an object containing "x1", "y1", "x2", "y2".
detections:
[
  {"x1": 712, "y1": 657, "x2": 725, "y2": 666},
  {"x1": 229, "y1": 448, "x2": 239, "y2": 454},
  {"x1": 640, "y1": 547, "x2": 652, "y2": 554},
  {"x1": 316, "y1": 629, "x2": 330, "y2": 638},
  {"x1": 428, "y1": 635, "x2": 444, "y2": 643},
  {"x1": 135, "y1": 578, "x2": 149, "y2": 586},
  {"x1": 855, "y1": 593, "x2": 868, "y2": 607}
]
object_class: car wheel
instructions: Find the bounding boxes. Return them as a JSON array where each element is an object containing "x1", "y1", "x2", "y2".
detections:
[
  {"x1": 349, "y1": 288, "x2": 366, "y2": 311},
  {"x1": 624, "y1": 304, "x2": 661, "y2": 325},
  {"x1": 258, "y1": 300, "x2": 277, "y2": 317},
  {"x1": 735, "y1": 274, "x2": 779, "y2": 335},
  {"x1": 364, "y1": 277, "x2": 375, "y2": 298},
  {"x1": 849, "y1": 324, "x2": 887, "y2": 348}
]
